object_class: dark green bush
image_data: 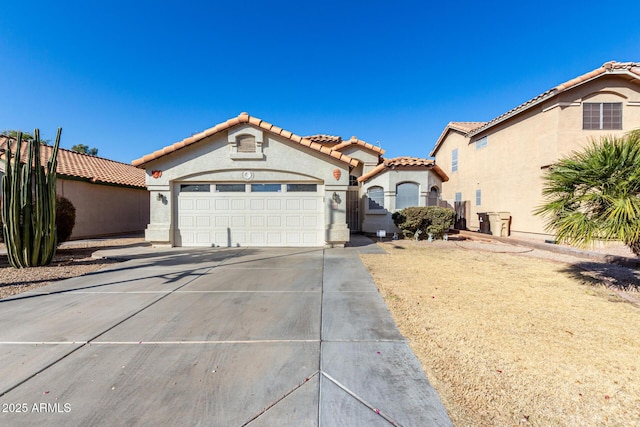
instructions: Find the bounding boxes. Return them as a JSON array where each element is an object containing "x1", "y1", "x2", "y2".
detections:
[
  {"x1": 0, "y1": 196, "x2": 76, "y2": 245},
  {"x1": 56, "y1": 196, "x2": 76, "y2": 244},
  {"x1": 392, "y1": 206, "x2": 456, "y2": 239}
]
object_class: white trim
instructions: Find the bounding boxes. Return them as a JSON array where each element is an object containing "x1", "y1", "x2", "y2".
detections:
[{"x1": 541, "y1": 101, "x2": 580, "y2": 112}]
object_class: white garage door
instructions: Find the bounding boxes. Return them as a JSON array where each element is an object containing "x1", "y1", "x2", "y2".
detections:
[{"x1": 177, "y1": 183, "x2": 324, "y2": 247}]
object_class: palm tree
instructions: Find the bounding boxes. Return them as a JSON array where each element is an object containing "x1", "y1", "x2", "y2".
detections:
[{"x1": 535, "y1": 130, "x2": 640, "y2": 256}]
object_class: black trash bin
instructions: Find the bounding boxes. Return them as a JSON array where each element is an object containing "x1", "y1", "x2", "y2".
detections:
[{"x1": 477, "y1": 212, "x2": 491, "y2": 234}]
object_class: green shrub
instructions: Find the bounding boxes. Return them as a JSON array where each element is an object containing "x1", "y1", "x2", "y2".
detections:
[
  {"x1": 56, "y1": 196, "x2": 76, "y2": 244},
  {"x1": 392, "y1": 206, "x2": 456, "y2": 239}
]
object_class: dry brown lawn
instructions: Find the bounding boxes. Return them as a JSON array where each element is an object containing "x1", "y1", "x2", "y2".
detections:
[{"x1": 361, "y1": 239, "x2": 640, "y2": 427}]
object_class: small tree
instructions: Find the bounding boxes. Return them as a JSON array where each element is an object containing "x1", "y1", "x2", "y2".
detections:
[
  {"x1": 56, "y1": 196, "x2": 76, "y2": 244},
  {"x1": 71, "y1": 144, "x2": 98, "y2": 156},
  {"x1": 2, "y1": 130, "x2": 51, "y2": 145},
  {"x1": 535, "y1": 131, "x2": 640, "y2": 256}
]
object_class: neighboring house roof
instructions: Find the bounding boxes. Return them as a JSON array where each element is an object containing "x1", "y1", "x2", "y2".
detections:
[
  {"x1": 305, "y1": 134, "x2": 343, "y2": 144},
  {"x1": 358, "y1": 156, "x2": 448, "y2": 183},
  {"x1": 132, "y1": 112, "x2": 359, "y2": 168},
  {"x1": 332, "y1": 135, "x2": 385, "y2": 155},
  {"x1": 431, "y1": 122, "x2": 486, "y2": 157},
  {"x1": 0, "y1": 135, "x2": 146, "y2": 188},
  {"x1": 430, "y1": 60, "x2": 640, "y2": 156}
]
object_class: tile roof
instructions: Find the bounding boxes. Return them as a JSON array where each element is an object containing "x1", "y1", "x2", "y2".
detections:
[
  {"x1": 0, "y1": 135, "x2": 146, "y2": 188},
  {"x1": 430, "y1": 122, "x2": 487, "y2": 157},
  {"x1": 132, "y1": 112, "x2": 359, "y2": 168},
  {"x1": 430, "y1": 61, "x2": 640, "y2": 156},
  {"x1": 304, "y1": 134, "x2": 342, "y2": 144},
  {"x1": 332, "y1": 136, "x2": 385, "y2": 155},
  {"x1": 468, "y1": 61, "x2": 640, "y2": 138},
  {"x1": 358, "y1": 156, "x2": 448, "y2": 183}
]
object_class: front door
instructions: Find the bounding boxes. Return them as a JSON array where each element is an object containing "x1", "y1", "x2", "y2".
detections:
[{"x1": 346, "y1": 188, "x2": 360, "y2": 232}]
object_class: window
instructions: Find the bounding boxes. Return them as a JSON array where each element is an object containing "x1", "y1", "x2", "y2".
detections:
[
  {"x1": 396, "y1": 183, "x2": 419, "y2": 209},
  {"x1": 475, "y1": 136, "x2": 488, "y2": 149},
  {"x1": 475, "y1": 189, "x2": 482, "y2": 206},
  {"x1": 349, "y1": 175, "x2": 358, "y2": 186},
  {"x1": 216, "y1": 184, "x2": 245, "y2": 192},
  {"x1": 180, "y1": 184, "x2": 210, "y2": 192},
  {"x1": 367, "y1": 186, "x2": 384, "y2": 210},
  {"x1": 286, "y1": 184, "x2": 317, "y2": 192},
  {"x1": 583, "y1": 103, "x2": 622, "y2": 130},
  {"x1": 251, "y1": 183, "x2": 281, "y2": 192},
  {"x1": 451, "y1": 149, "x2": 458, "y2": 172},
  {"x1": 237, "y1": 135, "x2": 256, "y2": 153},
  {"x1": 455, "y1": 192, "x2": 462, "y2": 202}
]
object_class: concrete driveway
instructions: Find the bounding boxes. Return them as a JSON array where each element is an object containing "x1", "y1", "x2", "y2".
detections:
[{"x1": 0, "y1": 239, "x2": 451, "y2": 426}]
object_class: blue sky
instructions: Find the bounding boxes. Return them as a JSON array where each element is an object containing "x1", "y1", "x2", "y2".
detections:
[{"x1": 1, "y1": 0, "x2": 640, "y2": 164}]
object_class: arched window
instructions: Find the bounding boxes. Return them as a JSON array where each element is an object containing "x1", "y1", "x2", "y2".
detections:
[
  {"x1": 367, "y1": 186, "x2": 384, "y2": 210},
  {"x1": 396, "y1": 182, "x2": 419, "y2": 209},
  {"x1": 428, "y1": 186, "x2": 439, "y2": 206},
  {"x1": 237, "y1": 135, "x2": 256, "y2": 153}
]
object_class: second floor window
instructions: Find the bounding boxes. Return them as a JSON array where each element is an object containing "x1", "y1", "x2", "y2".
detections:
[
  {"x1": 583, "y1": 103, "x2": 622, "y2": 130},
  {"x1": 452, "y1": 149, "x2": 458, "y2": 172}
]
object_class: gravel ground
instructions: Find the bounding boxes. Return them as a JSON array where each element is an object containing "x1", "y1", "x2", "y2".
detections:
[{"x1": 0, "y1": 237, "x2": 147, "y2": 299}]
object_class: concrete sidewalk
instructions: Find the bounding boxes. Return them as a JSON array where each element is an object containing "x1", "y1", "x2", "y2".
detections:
[{"x1": 0, "y1": 241, "x2": 451, "y2": 426}]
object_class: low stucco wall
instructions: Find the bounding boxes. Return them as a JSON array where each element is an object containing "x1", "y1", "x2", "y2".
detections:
[{"x1": 57, "y1": 179, "x2": 149, "y2": 239}]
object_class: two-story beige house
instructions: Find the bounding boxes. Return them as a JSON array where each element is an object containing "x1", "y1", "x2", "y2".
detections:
[{"x1": 431, "y1": 61, "x2": 640, "y2": 240}]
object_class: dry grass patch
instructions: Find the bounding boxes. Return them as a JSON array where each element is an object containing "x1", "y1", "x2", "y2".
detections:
[{"x1": 361, "y1": 240, "x2": 640, "y2": 426}]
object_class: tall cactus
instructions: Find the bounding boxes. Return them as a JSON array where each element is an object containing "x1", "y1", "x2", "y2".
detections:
[{"x1": 1, "y1": 128, "x2": 62, "y2": 268}]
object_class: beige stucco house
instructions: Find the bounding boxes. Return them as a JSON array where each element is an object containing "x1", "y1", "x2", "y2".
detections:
[
  {"x1": 1, "y1": 136, "x2": 149, "y2": 239},
  {"x1": 133, "y1": 112, "x2": 448, "y2": 247},
  {"x1": 430, "y1": 61, "x2": 640, "y2": 240}
]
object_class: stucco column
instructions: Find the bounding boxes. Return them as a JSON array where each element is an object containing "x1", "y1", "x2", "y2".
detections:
[
  {"x1": 325, "y1": 185, "x2": 349, "y2": 247},
  {"x1": 145, "y1": 184, "x2": 172, "y2": 246}
]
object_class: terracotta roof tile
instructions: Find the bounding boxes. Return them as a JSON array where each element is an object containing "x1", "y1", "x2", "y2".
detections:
[
  {"x1": 305, "y1": 134, "x2": 343, "y2": 144},
  {"x1": 132, "y1": 112, "x2": 358, "y2": 168},
  {"x1": 332, "y1": 135, "x2": 385, "y2": 155},
  {"x1": 358, "y1": 156, "x2": 448, "y2": 183},
  {"x1": 0, "y1": 135, "x2": 145, "y2": 188}
]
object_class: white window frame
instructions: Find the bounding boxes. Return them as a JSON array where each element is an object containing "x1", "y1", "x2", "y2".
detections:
[
  {"x1": 583, "y1": 102, "x2": 622, "y2": 130},
  {"x1": 475, "y1": 189, "x2": 482, "y2": 206}
]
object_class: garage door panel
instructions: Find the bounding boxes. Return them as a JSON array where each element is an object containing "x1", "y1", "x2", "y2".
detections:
[
  {"x1": 180, "y1": 199, "x2": 194, "y2": 210},
  {"x1": 180, "y1": 216, "x2": 195, "y2": 227},
  {"x1": 303, "y1": 216, "x2": 318, "y2": 227},
  {"x1": 286, "y1": 216, "x2": 301, "y2": 227},
  {"x1": 286, "y1": 199, "x2": 301, "y2": 210},
  {"x1": 267, "y1": 216, "x2": 281, "y2": 227},
  {"x1": 215, "y1": 216, "x2": 229, "y2": 227},
  {"x1": 178, "y1": 187, "x2": 324, "y2": 247},
  {"x1": 251, "y1": 216, "x2": 265, "y2": 227},
  {"x1": 231, "y1": 199, "x2": 245, "y2": 210},
  {"x1": 231, "y1": 216, "x2": 246, "y2": 227},
  {"x1": 196, "y1": 199, "x2": 210, "y2": 210},
  {"x1": 303, "y1": 199, "x2": 318, "y2": 210},
  {"x1": 267, "y1": 199, "x2": 281, "y2": 210},
  {"x1": 215, "y1": 199, "x2": 229, "y2": 210},
  {"x1": 250, "y1": 200, "x2": 264, "y2": 210}
]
